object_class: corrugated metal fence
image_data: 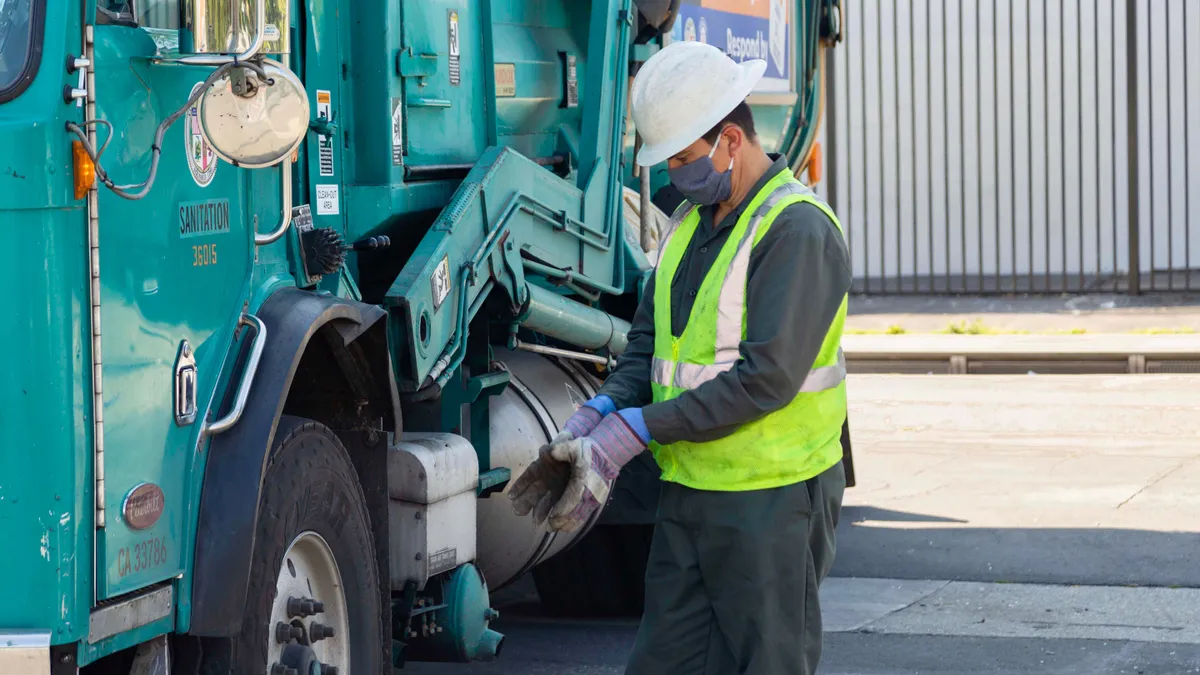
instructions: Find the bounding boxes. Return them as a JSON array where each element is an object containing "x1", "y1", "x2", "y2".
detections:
[{"x1": 825, "y1": 0, "x2": 1199, "y2": 294}]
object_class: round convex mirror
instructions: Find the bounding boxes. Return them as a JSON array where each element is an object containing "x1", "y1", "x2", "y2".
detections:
[{"x1": 197, "y1": 59, "x2": 310, "y2": 168}]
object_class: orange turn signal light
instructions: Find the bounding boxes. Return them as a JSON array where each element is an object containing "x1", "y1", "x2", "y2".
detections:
[
  {"x1": 807, "y1": 141, "x2": 823, "y2": 185},
  {"x1": 72, "y1": 140, "x2": 95, "y2": 199}
]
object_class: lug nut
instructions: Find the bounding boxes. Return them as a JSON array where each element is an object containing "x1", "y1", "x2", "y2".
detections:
[
  {"x1": 321, "y1": 665, "x2": 339, "y2": 675},
  {"x1": 270, "y1": 664, "x2": 298, "y2": 675},
  {"x1": 275, "y1": 622, "x2": 303, "y2": 644},
  {"x1": 310, "y1": 623, "x2": 336, "y2": 641},
  {"x1": 287, "y1": 596, "x2": 326, "y2": 617},
  {"x1": 286, "y1": 597, "x2": 309, "y2": 617}
]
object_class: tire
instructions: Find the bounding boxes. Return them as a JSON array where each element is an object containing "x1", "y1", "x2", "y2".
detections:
[
  {"x1": 223, "y1": 416, "x2": 384, "y2": 675},
  {"x1": 532, "y1": 523, "x2": 654, "y2": 617}
]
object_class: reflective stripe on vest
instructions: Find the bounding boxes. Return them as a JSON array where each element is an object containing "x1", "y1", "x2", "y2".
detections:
[{"x1": 652, "y1": 348, "x2": 846, "y2": 391}]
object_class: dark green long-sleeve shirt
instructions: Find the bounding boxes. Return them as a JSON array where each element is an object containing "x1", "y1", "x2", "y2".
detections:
[{"x1": 597, "y1": 155, "x2": 852, "y2": 445}]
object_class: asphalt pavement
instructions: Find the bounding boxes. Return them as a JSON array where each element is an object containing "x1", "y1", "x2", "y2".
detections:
[{"x1": 405, "y1": 374, "x2": 1200, "y2": 675}]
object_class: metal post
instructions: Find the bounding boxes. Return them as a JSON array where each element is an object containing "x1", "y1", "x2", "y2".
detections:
[
  {"x1": 1126, "y1": 0, "x2": 1140, "y2": 295},
  {"x1": 639, "y1": 160, "x2": 653, "y2": 254},
  {"x1": 976, "y1": 0, "x2": 984, "y2": 293},
  {"x1": 1185, "y1": 1, "x2": 1192, "y2": 291},
  {"x1": 876, "y1": 1, "x2": 886, "y2": 291},
  {"x1": 1145, "y1": 0, "x2": 1154, "y2": 292},
  {"x1": 957, "y1": 0, "x2": 966, "y2": 294},
  {"x1": 1166, "y1": 0, "x2": 1174, "y2": 291},
  {"x1": 893, "y1": 0, "x2": 902, "y2": 293},
  {"x1": 861, "y1": 5, "x2": 871, "y2": 293},
  {"x1": 1042, "y1": 0, "x2": 1051, "y2": 292},
  {"x1": 942, "y1": 0, "x2": 952, "y2": 293},
  {"x1": 910, "y1": 0, "x2": 919, "y2": 292},
  {"x1": 927, "y1": 0, "x2": 936, "y2": 294}
]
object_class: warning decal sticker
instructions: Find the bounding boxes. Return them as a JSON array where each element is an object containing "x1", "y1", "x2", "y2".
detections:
[
  {"x1": 494, "y1": 63, "x2": 516, "y2": 97},
  {"x1": 448, "y1": 11, "x2": 461, "y2": 86},
  {"x1": 391, "y1": 97, "x2": 404, "y2": 166},
  {"x1": 431, "y1": 255, "x2": 451, "y2": 310},
  {"x1": 316, "y1": 90, "x2": 335, "y2": 177},
  {"x1": 315, "y1": 184, "x2": 339, "y2": 216}
]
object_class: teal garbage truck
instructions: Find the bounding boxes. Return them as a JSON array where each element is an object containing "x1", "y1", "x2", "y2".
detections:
[{"x1": 0, "y1": 0, "x2": 845, "y2": 671}]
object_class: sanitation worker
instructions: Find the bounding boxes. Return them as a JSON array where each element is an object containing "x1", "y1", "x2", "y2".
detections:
[{"x1": 509, "y1": 40, "x2": 851, "y2": 675}]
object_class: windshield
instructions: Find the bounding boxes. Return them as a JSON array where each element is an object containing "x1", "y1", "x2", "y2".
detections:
[{"x1": 0, "y1": 0, "x2": 36, "y2": 96}]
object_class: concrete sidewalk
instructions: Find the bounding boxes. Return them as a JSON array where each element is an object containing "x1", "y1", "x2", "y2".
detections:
[{"x1": 825, "y1": 578, "x2": 1200, "y2": 644}]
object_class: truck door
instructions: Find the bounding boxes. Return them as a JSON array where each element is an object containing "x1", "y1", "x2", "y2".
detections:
[
  {"x1": 91, "y1": 29, "x2": 256, "y2": 599},
  {"x1": 300, "y1": 0, "x2": 346, "y2": 236},
  {"x1": 398, "y1": 0, "x2": 488, "y2": 170}
]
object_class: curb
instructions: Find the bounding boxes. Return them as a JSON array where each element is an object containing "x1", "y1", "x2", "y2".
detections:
[{"x1": 842, "y1": 334, "x2": 1200, "y2": 375}]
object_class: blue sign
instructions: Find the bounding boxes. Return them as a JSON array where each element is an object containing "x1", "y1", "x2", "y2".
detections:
[{"x1": 669, "y1": 0, "x2": 791, "y2": 93}]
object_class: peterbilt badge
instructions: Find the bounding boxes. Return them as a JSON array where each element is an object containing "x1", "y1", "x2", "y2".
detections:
[{"x1": 122, "y1": 483, "x2": 165, "y2": 531}]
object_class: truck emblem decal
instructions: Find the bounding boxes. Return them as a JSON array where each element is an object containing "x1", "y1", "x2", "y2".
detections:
[
  {"x1": 122, "y1": 483, "x2": 166, "y2": 531},
  {"x1": 186, "y1": 82, "x2": 217, "y2": 187}
]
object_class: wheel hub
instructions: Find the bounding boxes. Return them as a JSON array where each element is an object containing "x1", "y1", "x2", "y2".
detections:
[{"x1": 269, "y1": 531, "x2": 349, "y2": 675}]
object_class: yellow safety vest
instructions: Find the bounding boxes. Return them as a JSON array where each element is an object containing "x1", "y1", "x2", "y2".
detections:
[{"x1": 650, "y1": 168, "x2": 848, "y2": 492}]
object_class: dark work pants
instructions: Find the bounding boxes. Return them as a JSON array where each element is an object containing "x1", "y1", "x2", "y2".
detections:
[{"x1": 625, "y1": 461, "x2": 846, "y2": 675}]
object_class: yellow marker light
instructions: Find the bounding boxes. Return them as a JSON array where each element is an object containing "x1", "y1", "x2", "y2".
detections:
[{"x1": 72, "y1": 141, "x2": 95, "y2": 199}]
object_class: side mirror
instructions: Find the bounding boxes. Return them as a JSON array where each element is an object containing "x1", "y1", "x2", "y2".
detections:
[{"x1": 197, "y1": 59, "x2": 309, "y2": 168}]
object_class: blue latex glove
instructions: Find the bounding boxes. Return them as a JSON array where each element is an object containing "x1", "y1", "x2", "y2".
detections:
[
  {"x1": 613, "y1": 407, "x2": 651, "y2": 444},
  {"x1": 585, "y1": 395, "x2": 616, "y2": 417}
]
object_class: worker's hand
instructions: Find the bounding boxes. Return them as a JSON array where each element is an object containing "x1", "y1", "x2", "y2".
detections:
[
  {"x1": 546, "y1": 408, "x2": 650, "y2": 532},
  {"x1": 509, "y1": 395, "x2": 619, "y2": 528},
  {"x1": 508, "y1": 446, "x2": 572, "y2": 527}
]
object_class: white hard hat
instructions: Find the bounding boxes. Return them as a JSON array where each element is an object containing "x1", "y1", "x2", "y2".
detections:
[{"x1": 631, "y1": 41, "x2": 767, "y2": 167}]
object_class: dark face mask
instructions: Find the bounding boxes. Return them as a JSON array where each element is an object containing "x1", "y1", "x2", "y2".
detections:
[{"x1": 668, "y1": 132, "x2": 734, "y2": 206}]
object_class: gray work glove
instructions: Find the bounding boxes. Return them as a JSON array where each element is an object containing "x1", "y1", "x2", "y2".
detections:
[
  {"x1": 508, "y1": 402, "x2": 607, "y2": 527},
  {"x1": 543, "y1": 410, "x2": 648, "y2": 532}
]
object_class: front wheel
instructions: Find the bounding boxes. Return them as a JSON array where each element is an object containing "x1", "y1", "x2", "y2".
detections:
[{"x1": 225, "y1": 416, "x2": 384, "y2": 675}]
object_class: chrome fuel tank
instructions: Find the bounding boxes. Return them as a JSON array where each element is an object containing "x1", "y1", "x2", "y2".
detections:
[{"x1": 475, "y1": 351, "x2": 605, "y2": 589}]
